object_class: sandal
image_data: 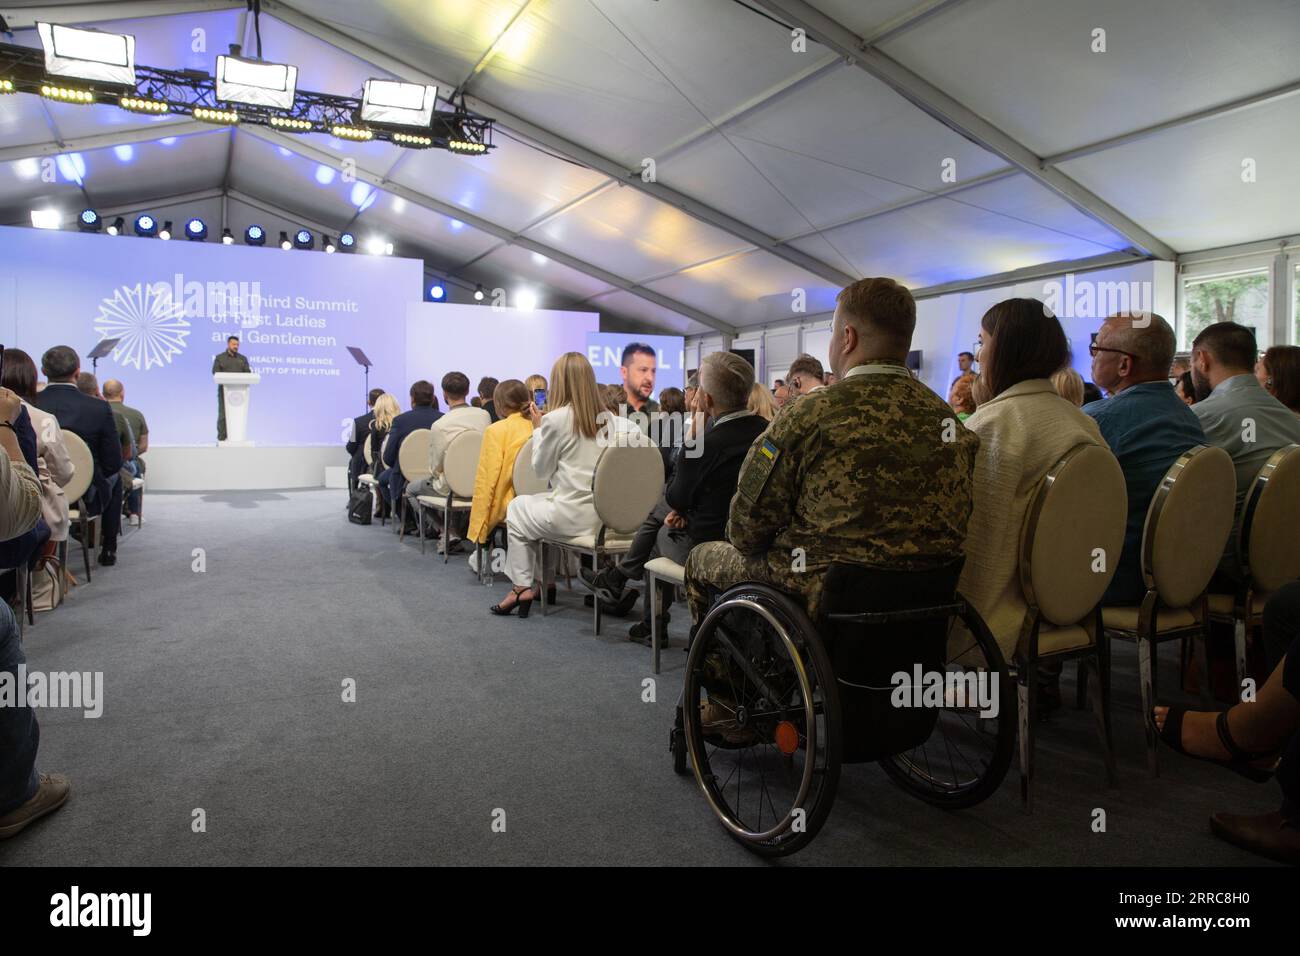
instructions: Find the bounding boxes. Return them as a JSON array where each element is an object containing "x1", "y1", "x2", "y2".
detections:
[{"x1": 1155, "y1": 705, "x2": 1277, "y2": 783}]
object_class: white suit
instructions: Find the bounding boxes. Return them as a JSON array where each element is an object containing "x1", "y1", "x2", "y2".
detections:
[{"x1": 505, "y1": 407, "x2": 643, "y2": 588}]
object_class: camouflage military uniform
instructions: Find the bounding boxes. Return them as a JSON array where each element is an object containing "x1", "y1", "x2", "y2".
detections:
[{"x1": 685, "y1": 360, "x2": 980, "y2": 626}]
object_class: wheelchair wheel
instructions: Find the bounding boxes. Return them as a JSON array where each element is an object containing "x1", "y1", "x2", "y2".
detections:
[
  {"x1": 683, "y1": 584, "x2": 841, "y2": 857},
  {"x1": 879, "y1": 599, "x2": 1016, "y2": 808}
]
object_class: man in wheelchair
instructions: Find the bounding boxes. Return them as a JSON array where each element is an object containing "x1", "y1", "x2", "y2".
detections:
[{"x1": 684, "y1": 278, "x2": 981, "y2": 742}]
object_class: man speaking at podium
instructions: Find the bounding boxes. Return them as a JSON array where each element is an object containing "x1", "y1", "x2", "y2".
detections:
[{"x1": 212, "y1": 335, "x2": 251, "y2": 441}]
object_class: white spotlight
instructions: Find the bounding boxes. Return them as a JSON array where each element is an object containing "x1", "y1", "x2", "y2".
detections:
[
  {"x1": 38, "y1": 22, "x2": 135, "y2": 87},
  {"x1": 30, "y1": 209, "x2": 62, "y2": 230},
  {"x1": 360, "y1": 79, "x2": 437, "y2": 127},
  {"x1": 216, "y1": 55, "x2": 298, "y2": 111},
  {"x1": 365, "y1": 236, "x2": 386, "y2": 255},
  {"x1": 515, "y1": 289, "x2": 538, "y2": 312}
]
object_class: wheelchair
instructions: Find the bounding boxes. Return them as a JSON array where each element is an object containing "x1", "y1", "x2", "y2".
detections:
[{"x1": 669, "y1": 558, "x2": 1015, "y2": 857}]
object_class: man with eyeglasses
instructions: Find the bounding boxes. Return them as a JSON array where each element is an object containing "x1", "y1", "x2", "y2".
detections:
[{"x1": 1082, "y1": 312, "x2": 1206, "y2": 604}]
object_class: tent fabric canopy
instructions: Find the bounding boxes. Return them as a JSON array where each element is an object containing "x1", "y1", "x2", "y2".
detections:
[{"x1": 2, "y1": 0, "x2": 1296, "y2": 334}]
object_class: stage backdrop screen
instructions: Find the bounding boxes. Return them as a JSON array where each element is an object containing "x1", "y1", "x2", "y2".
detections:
[
  {"x1": 404, "y1": 302, "x2": 599, "y2": 402},
  {"x1": 0, "y1": 225, "x2": 422, "y2": 446},
  {"x1": 585, "y1": 332, "x2": 684, "y2": 401}
]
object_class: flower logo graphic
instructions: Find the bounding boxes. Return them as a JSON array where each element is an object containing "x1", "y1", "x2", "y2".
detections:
[{"x1": 92, "y1": 282, "x2": 191, "y2": 370}]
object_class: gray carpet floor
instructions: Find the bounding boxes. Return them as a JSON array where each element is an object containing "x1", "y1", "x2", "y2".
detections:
[{"x1": 0, "y1": 489, "x2": 1282, "y2": 866}]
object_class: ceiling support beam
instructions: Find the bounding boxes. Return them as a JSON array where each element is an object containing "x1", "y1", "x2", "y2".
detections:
[
  {"x1": 0, "y1": 1, "x2": 242, "y2": 28},
  {"x1": 753, "y1": 0, "x2": 1177, "y2": 261},
  {"x1": 258, "y1": 0, "x2": 856, "y2": 289},
  {"x1": 0, "y1": 120, "x2": 210, "y2": 163},
  {"x1": 238, "y1": 124, "x2": 737, "y2": 334}
]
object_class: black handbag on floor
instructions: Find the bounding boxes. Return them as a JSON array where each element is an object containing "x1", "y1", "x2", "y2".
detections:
[{"x1": 347, "y1": 486, "x2": 373, "y2": 525}]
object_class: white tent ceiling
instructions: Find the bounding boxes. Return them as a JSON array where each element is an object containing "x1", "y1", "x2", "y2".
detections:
[{"x1": 2, "y1": 0, "x2": 1297, "y2": 335}]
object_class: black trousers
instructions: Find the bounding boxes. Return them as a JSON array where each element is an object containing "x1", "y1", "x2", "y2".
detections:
[{"x1": 85, "y1": 475, "x2": 123, "y2": 553}]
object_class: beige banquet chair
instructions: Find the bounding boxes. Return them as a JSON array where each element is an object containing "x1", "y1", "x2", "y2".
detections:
[
  {"x1": 395, "y1": 429, "x2": 432, "y2": 541},
  {"x1": 357, "y1": 436, "x2": 383, "y2": 525},
  {"x1": 1014, "y1": 443, "x2": 1127, "y2": 811},
  {"x1": 539, "y1": 441, "x2": 664, "y2": 635},
  {"x1": 1207, "y1": 443, "x2": 1300, "y2": 689},
  {"x1": 415, "y1": 430, "x2": 483, "y2": 560},
  {"x1": 1098, "y1": 445, "x2": 1236, "y2": 776},
  {"x1": 60, "y1": 431, "x2": 98, "y2": 582}
]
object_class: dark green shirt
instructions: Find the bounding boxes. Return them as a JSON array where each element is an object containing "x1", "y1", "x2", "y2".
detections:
[
  {"x1": 212, "y1": 351, "x2": 251, "y2": 374},
  {"x1": 111, "y1": 402, "x2": 147, "y2": 447}
]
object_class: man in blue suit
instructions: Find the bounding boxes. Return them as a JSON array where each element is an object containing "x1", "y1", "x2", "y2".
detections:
[
  {"x1": 31, "y1": 346, "x2": 124, "y2": 566},
  {"x1": 379, "y1": 380, "x2": 441, "y2": 530}
]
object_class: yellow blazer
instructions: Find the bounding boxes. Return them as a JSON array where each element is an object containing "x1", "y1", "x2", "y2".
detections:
[{"x1": 467, "y1": 413, "x2": 534, "y2": 543}]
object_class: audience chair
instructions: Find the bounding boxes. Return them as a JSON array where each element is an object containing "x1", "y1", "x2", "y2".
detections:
[
  {"x1": 416, "y1": 430, "x2": 483, "y2": 560},
  {"x1": 1099, "y1": 446, "x2": 1236, "y2": 775},
  {"x1": 357, "y1": 440, "x2": 383, "y2": 526},
  {"x1": 130, "y1": 475, "x2": 145, "y2": 528},
  {"x1": 61, "y1": 431, "x2": 98, "y2": 583},
  {"x1": 539, "y1": 443, "x2": 663, "y2": 635},
  {"x1": 1207, "y1": 443, "x2": 1300, "y2": 691},
  {"x1": 1014, "y1": 443, "x2": 1127, "y2": 811},
  {"x1": 644, "y1": 556, "x2": 685, "y2": 674},
  {"x1": 396, "y1": 430, "x2": 432, "y2": 541}
]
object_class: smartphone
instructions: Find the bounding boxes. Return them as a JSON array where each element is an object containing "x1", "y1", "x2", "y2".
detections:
[{"x1": 533, "y1": 388, "x2": 546, "y2": 410}]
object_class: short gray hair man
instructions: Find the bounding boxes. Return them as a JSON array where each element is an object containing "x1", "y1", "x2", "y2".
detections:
[
  {"x1": 1091, "y1": 311, "x2": 1177, "y2": 397},
  {"x1": 699, "y1": 351, "x2": 753, "y2": 413}
]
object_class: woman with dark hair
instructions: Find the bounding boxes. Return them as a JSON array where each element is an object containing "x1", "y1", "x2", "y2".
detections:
[
  {"x1": 1175, "y1": 370, "x2": 1197, "y2": 406},
  {"x1": 0, "y1": 348, "x2": 73, "y2": 546},
  {"x1": 956, "y1": 300, "x2": 1110, "y2": 696},
  {"x1": 1256, "y1": 345, "x2": 1300, "y2": 415}
]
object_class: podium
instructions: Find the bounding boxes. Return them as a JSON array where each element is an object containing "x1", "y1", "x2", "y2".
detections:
[{"x1": 213, "y1": 372, "x2": 262, "y2": 446}]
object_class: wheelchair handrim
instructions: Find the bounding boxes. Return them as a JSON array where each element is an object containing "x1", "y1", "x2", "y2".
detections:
[{"x1": 685, "y1": 596, "x2": 818, "y2": 845}]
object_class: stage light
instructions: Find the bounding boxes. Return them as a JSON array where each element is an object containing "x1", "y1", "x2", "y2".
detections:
[
  {"x1": 515, "y1": 289, "x2": 538, "y2": 311},
  {"x1": 185, "y1": 218, "x2": 207, "y2": 241},
  {"x1": 133, "y1": 214, "x2": 157, "y2": 237},
  {"x1": 338, "y1": 232, "x2": 356, "y2": 251},
  {"x1": 119, "y1": 95, "x2": 167, "y2": 114},
  {"x1": 31, "y1": 209, "x2": 61, "y2": 230},
  {"x1": 279, "y1": 231, "x2": 292, "y2": 251},
  {"x1": 37, "y1": 22, "x2": 136, "y2": 87},
  {"x1": 221, "y1": 228, "x2": 234, "y2": 245},
  {"x1": 474, "y1": 284, "x2": 484, "y2": 302},
  {"x1": 0, "y1": 80, "x2": 13, "y2": 94},
  {"x1": 323, "y1": 235, "x2": 336, "y2": 254},
  {"x1": 391, "y1": 132, "x2": 432, "y2": 148},
  {"x1": 294, "y1": 229, "x2": 313, "y2": 250},
  {"x1": 385, "y1": 242, "x2": 394, "y2": 256},
  {"x1": 158, "y1": 220, "x2": 173, "y2": 241},
  {"x1": 365, "y1": 236, "x2": 386, "y2": 255},
  {"x1": 216, "y1": 55, "x2": 297, "y2": 111},
  {"x1": 78, "y1": 209, "x2": 101, "y2": 232},
  {"x1": 448, "y1": 139, "x2": 487, "y2": 154},
  {"x1": 360, "y1": 79, "x2": 437, "y2": 128},
  {"x1": 193, "y1": 106, "x2": 239, "y2": 125},
  {"x1": 331, "y1": 124, "x2": 373, "y2": 141},
  {"x1": 40, "y1": 84, "x2": 95, "y2": 104},
  {"x1": 106, "y1": 216, "x2": 124, "y2": 236},
  {"x1": 428, "y1": 282, "x2": 445, "y2": 301},
  {"x1": 269, "y1": 115, "x2": 312, "y2": 132},
  {"x1": 245, "y1": 224, "x2": 265, "y2": 246}
]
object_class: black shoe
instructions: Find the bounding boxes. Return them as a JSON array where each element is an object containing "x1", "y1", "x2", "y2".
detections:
[
  {"x1": 628, "y1": 614, "x2": 669, "y2": 647},
  {"x1": 578, "y1": 565, "x2": 625, "y2": 605},
  {"x1": 547, "y1": 585, "x2": 557, "y2": 605},
  {"x1": 98, "y1": 551, "x2": 117, "y2": 566},
  {"x1": 607, "y1": 588, "x2": 640, "y2": 618}
]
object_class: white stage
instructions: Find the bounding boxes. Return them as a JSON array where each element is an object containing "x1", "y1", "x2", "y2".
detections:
[{"x1": 145, "y1": 446, "x2": 347, "y2": 492}]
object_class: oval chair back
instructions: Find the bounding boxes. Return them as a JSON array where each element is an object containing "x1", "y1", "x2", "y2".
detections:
[
  {"x1": 443, "y1": 430, "x2": 483, "y2": 500},
  {"x1": 61, "y1": 431, "x2": 94, "y2": 505},
  {"x1": 397, "y1": 429, "x2": 432, "y2": 482},
  {"x1": 1142, "y1": 445, "x2": 1237, "y2": 608},
  {"x1": 1019, "y1": 443, "x2": 1127, "y2": 632},
  {"x1": 511, "y1": 435, "x2": 548, "y2": 496},
  {"x1": 362, "y1": 433, "x2": 374, "y2": 468},
  {"x1": 1239, "y1": 443, "x2": 1300, "y2": 593},
  {"x1": 592, "y1": 441, "x2": 664, "y2": 536}
]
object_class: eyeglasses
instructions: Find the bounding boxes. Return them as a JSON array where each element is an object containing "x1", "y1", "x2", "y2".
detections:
[{"x1": 1088, "y1": 343, "x2": 1139, "y2": 360}]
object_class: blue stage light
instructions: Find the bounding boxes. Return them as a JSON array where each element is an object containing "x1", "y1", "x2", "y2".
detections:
[
  {"x1": 294, "y1": 229, "x2": 313, "y2": 250},
  {"x1": 428, "y1": 282, "x2": 445, "y2": 301},
  {"x1": 185, "y1": 217, "x2": 207, "y2": 241},
  {"x1": 134, "y1": 214, "x2": 157, "y2": 237},
  {"x1": 245, "y1": 224, "x2": 265, "y2": 246},
  {"x1": 78, "y1": 208, "x2": 100, "y2": 232},
  {"x1": 339, "y1": 231, "x2": 356, "y2": 251}
]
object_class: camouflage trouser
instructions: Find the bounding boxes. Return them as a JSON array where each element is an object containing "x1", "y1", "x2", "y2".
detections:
[{"x1": 684, "y1": 541, "x2": 827, "y2": 628}]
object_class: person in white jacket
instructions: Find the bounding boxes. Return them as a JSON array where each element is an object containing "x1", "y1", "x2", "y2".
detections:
[{"x1": 491, "y1": 352, "x2": 642, "y2": 618}]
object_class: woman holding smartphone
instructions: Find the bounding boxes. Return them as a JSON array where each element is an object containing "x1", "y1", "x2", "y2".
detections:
[{"x1": 490, "y1": 353, "x2": 640, "y2": 617}]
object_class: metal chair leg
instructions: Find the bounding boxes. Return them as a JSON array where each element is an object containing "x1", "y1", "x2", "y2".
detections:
[
  {"x1": 1018, "y1": 664, "x2": 1034, "y2": 813},
  {"x1": 592, "y1": 548, "x2": 601, "y2": 636},
  {"x1": 1138, "y1": 635, "x2": 1158, "y2": 776},
  {"x1": 443, "y1": 505, "x2": 451, "y2": 564},
  {"x1": 539, "y1": 542, "x2": 548, "y2": 617},
  {"x1": 22, "y1": 565, "x2": 33, "y2": 626},
  {"x1": 649, "y1": 569, "x2": 660, "y2": 675},
  {"x1": 1233, "y1": 618, "x2": 1248, "y2": 701},
  {"x1": 80, "y1": 509, "x2": 92, "y2": 582},
  {"x1": 1087, "y1": 655, "x2": 1117, "y2": 786}
]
